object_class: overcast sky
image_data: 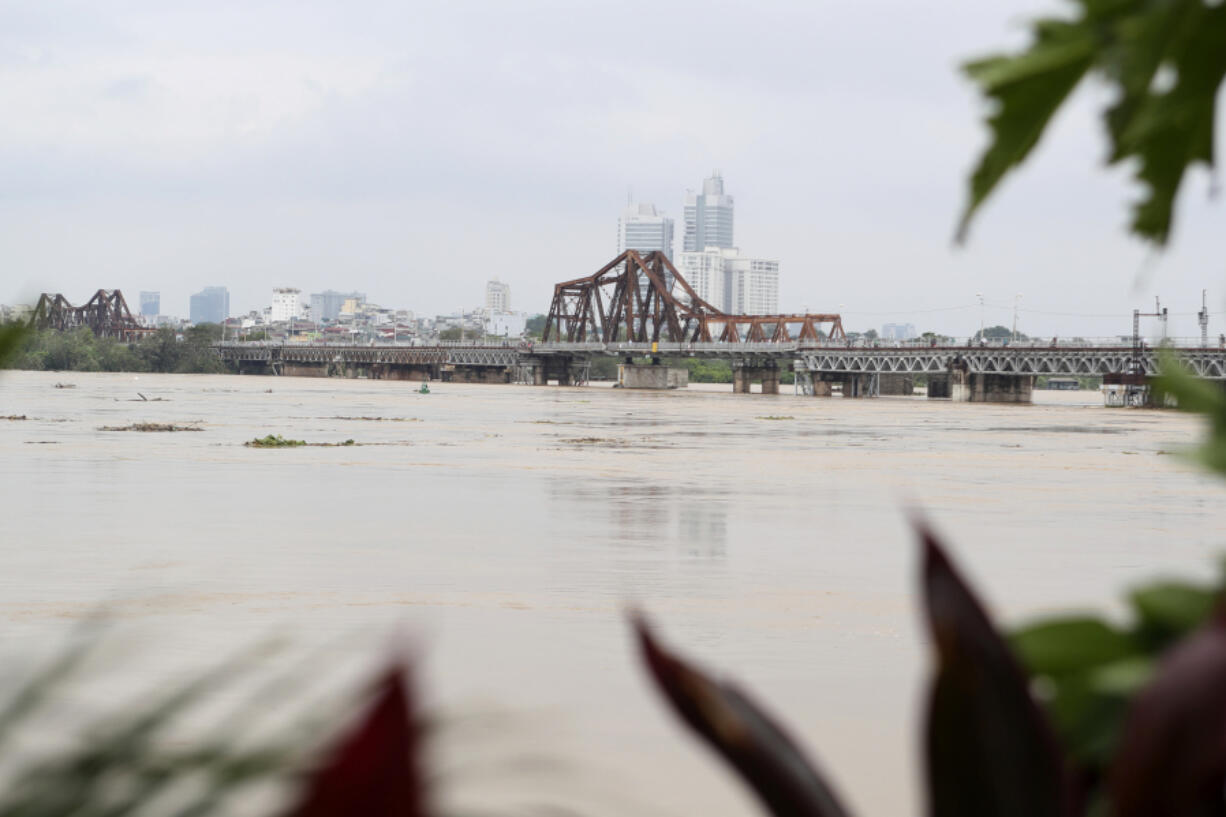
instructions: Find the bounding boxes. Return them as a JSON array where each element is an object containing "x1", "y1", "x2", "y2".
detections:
[{"x1": 2, "y1": 0, "x2": 1222, "y2": 338}]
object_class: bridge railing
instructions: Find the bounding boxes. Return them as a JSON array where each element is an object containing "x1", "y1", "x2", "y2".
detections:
[
  {"x1": 793, "y1": 336, "x2": 1223, "y2": 351},
  {"x1": 215, "y1": 336, "x2": 1226, "y2": 353}
]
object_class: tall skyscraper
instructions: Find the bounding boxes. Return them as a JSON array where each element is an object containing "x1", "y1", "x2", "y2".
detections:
[
  {"x1": 311, "y1": 290, "x2": 366, "y2": 323},
  {"x1": 617, "y1": 203, "x2": 674, "y2": 258},
  {"x1": 139, "y1": 291, "x2": 160, "y2": 319},
  {"x1": 683, "y1": 174, "x2": 734, "y2": 252},
  {"x1": 486, "y1": 279, "x2": 511, "y2": 312},
  {"x1": 189, "y1": 286, "x2": 229, "y2": 325}
]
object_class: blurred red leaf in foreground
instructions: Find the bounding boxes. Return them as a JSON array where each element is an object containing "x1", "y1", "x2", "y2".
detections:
[
  {"x1": 918, "y1": 521, "x2": 1068, "y2": 817},
  {"x1": 289, "y1": 664, "x2": 426, "y2": 817},
  {"x1": 634, "y1": 613, "x2": 853, "y2": 817},
  {"x1": 1109, "y1": 610, "x2": 1226, "y2": 817}
]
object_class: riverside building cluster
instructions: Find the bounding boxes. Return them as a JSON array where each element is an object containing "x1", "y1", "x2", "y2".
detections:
[{"x1": 616, "y1": 173, "x2": 780, "y2": 315}]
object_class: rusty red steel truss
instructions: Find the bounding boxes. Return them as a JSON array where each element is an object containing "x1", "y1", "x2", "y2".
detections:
[
  {"x1": 542, "y1": 250, "x2": 845, "y2": 344},
  {"x1": 29, "y1": 290, "x2": 152, "y2": 341}
]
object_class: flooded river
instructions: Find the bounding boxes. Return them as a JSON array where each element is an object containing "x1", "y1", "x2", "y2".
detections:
[{"x1": 1, "y1": 370, "x2": 1222, "y2": 816}]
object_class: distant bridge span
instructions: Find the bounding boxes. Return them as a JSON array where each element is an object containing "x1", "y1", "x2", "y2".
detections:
[
  {"x1": 794, "y1": 344, "x2": 1226, "y2": 379},
  {"x1": 214, "y1": 339, "x2": 1226, "y2": 403}
]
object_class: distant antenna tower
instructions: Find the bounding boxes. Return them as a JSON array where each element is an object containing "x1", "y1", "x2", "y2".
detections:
[{"x1": 1199, "y1": 289, "x2": 1209, "y2": 346}]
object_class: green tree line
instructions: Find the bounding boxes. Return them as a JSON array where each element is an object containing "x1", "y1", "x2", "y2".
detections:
[{"x1": 2, "y1": 324, "x2": 228, "y2": 374}]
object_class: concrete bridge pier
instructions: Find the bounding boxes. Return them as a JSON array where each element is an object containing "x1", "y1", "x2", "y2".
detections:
[
  {"x1": 733, "y1": 362, "x2": 781, "y2": 394},
  {"x1": 926, "y1": 374, "x2": 951, "y2": 399},
  {"x1": 442, "y1": 365, "x2": 513, "y2": 384},
  {"x1": 805, "y1": 372, "x2": 876, "y2": 397},
  {"x1": 281, "y1": 362, "x2": 329, "y2": 377},
  {"x1": 949, "y1": 370, "x2": 1034, "y2": 403},
  {"x1": 530, "y1": 356, "x2": 578, "y2": 386},
  {"x1": 878, "y1": 374, "x2": 915, "y2": 395},
  {"x1": 842, "y1": 373, "x2": 878, "y2": 398}
]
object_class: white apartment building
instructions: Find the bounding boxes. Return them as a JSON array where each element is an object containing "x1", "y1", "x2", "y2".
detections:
[
  {"x1": 618, "y1": 202, "x2": 674, "y2": 258},
  {"x1": 677, "y1": 249, "x2": 728, "y2": 310},
  {"x1": 727, "y1": 256, "x2": 779, "y2": 315},
  {"x1": 486, "y1": 279, "x2": 511, "y2": 312},
  {"x1": 676, "y1": 247, "x2": 779, "y2": 315},
  {"x1": 269, "y1": 288, "x2": 305, "y2": 323}
]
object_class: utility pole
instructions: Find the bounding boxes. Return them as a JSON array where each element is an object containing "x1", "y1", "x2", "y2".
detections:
[
  {"x1": 1132, "y1": 302, "x2": 1166, "y2": 372},
  {"x1": 976, "y1": 292, "x2": 985, "y2": 341},
  {"x1": 1199, "y1": 289, "x2": 1209, "y2": 347},
  {"x1": 1011, "y1": 294, "x2": 1022, "y2": 342}
]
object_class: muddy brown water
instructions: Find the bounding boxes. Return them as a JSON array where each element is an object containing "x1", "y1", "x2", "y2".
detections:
[{"x1": 1, "y1": 370, "x2": 1222, "y2": 816}]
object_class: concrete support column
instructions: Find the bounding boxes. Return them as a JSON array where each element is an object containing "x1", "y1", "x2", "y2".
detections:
[
  {"x1": 976, "y1": 374, "x2": 1034, "y2": 403},
  {"x1": 841, "y1": 373, "x2": 877, "y2": 398},
  {"x1": 950, "y1": 368, "x2": 971, "y2": 402},
  {"x1": 760, "y1": 368, "x2": 780, "y2": 395},
  {"x1": 812, "y1": 381, "x2": 833, "y2": 397},
  {"x1": 927, "y1": 374, "x2": 951, "y2": 399},
  {"x1": 533, "y1": 365, "x2": 547, "y2": 386},
  {"x1": 878, "y1": 374, "x2": 914, "y2": 396},
  {"x1": 733, "y1": 367, "x2": 752, "y2": 394}
]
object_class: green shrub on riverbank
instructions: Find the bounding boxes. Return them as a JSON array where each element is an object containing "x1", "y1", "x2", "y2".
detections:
[{"x1": 2, "y1": 324, "x2": 228, "y2": 374}]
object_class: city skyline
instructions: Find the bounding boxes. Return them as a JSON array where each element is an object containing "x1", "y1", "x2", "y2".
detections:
[{"x1": 1, "y1": 0, "x2": 1222, "y2": 339}]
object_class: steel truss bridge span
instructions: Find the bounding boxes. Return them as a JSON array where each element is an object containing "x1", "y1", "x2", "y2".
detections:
[
  {"x1": 29, "y1": 290, "x2": 151, "y2": 341},
  {"x1": 543, "y1": 250, "x2": 845, "y2": 344},
  {"x1": 795, "y1": 345, "x2": 1226, "y2": 379},
  {"x1": 215, "y1": 343, "x2": 521, "y2": 368}
]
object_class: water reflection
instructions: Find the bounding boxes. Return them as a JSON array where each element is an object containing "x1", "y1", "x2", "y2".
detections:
[{"x1": 547, "y1": 479, "x2": 728, "y2": 558}]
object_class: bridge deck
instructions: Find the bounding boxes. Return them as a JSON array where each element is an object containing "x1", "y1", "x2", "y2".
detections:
[{"x1": 213, "y1": 342, "x2": 1226, "y2": 379}]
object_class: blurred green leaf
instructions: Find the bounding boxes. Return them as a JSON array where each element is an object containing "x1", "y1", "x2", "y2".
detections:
[
  {"x1": 1042, "y1": 675, "x2": 1127, "y2": 765},
  {"x1": 956, "y1": 21, "x2": 1094, "y2": 242},
  {"x1": 960, "y1": 0, "x2": 1226, "y2": 246},
  {"x1": 1130, "y1": 581, "x2": 1215, "y2": 636},
  {"x1": 1152, "y1": 354, "x2": 1226, "y2": 476},
  {"x1": 1012, "y1": 617, "x2": 1138, "y2": 677},
  {"x1": 1087, "y1": 655, "x2": 1154, "y2": 696}
]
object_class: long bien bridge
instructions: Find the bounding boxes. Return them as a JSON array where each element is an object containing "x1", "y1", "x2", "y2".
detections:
[{"x1": 213, "y1": 250, "x2": 1226, "y2": 405}]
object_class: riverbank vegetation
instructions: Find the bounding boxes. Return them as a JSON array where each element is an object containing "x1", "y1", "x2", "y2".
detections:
[{"x1": 1, "y1": 324, "x2": 228, "y2": 374}]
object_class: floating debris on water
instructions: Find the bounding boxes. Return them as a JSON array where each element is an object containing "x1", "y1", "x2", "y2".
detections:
[
  {"x1": 99, "y1": 423, "x2": 202, "y2": 432},
  {"x1": 756, "y1": 415, "x2": 795, "y2": 421},
  {"x1": 245, "y1": 435, "x2": 358, "y2": 448},
  {"x1": 246, "y1": 434, "x2": 305, "y2": 448}
]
